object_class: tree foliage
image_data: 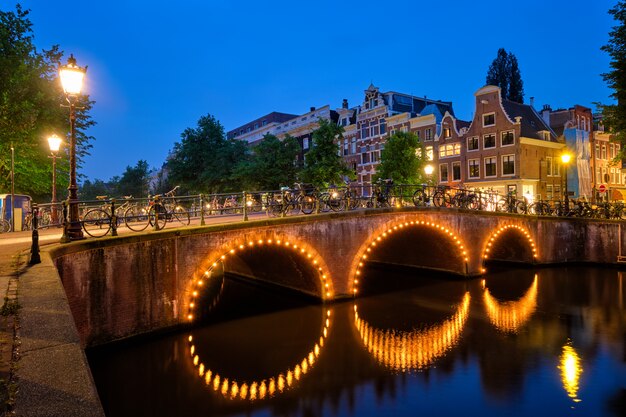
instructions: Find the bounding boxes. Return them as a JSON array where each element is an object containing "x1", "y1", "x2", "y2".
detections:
[
  {"x1": 0, "y1": 4, "x2": 95, "y2": 202},
  {"x1": 115, "y1": 160, "x2": 151, "y2": 198},
  {"x1": 486, "y1": 48, "x2": 525, "y2": 103},
  {"x1": 300, "y1": 119, "x2": 353, "y2": 187},
  {"x1": 374, "y1": 131, "x2": 426, "y2": 184},
  {"x1": 233, "y1": 133, "x2": 300, "y2": 190},
  {"x1": 600, "y1": 1, "x2": 626, "y2": 156},
  {"x1": 166, "y1": 113, "x2": 247, "y2": 194}
]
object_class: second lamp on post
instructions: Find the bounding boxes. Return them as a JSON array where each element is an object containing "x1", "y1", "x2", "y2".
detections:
[{"x1": 59, "y1": 54, "x2": 86, "y2": 242}]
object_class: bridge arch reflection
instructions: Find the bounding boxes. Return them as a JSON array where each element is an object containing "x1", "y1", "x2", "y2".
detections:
[
  {"x1": 482, "y1": 274, "x2": 538, "y2": 333},
  {"x1": 354, "y1": 292, "x2": 470, "y2": 371},
  {"x1": 187, "y1": 235, "x2": 334, "y2": 322},
  {"x1": 351, "y1": 219, "x2": 469, "y2": 295},
  {"x1": 187, "y1": 308, "x2": 332, "y2": 401}
]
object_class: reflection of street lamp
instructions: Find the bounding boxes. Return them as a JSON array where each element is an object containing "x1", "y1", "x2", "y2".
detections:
[
  {"x1": 561, "y1": 153, "x2": 571, "y2": 210},
  {"x1": 59, "y1": 54, "x2": 86, "y2": 242},
  {"x1": 47, "y1": 134, "x2": 62, "y2": 224}
]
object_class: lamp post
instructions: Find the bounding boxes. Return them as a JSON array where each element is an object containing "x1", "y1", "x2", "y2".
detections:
[
  {"x1": 47, "y1": 134, "x2": 62, "y2": 224},
  {"x1": 59, "y1": 54, "x2": 86, "y2": 242},
  {"x1": 561, "y1": 153, "x2": 571, "y2": 212},
  {"x1": 424, "y1": 164, "x2": 434, "y2": 186}
]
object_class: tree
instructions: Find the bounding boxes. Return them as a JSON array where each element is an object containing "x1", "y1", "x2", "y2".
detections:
[
  {"x1": 0, "y1": 4, "x2": 95, "y2": 201},
  {"x1": 486, "y1": 48, "x2": 525, "y2": 103},
  {"x1": 300, "y1": 119, "x2": 353, "y2": 188},
  {"x1": 79, "y1": 179, "x2": 113, "y2": 201},
  {"x1": 600, "y1": 1, "x2": 626, "y2": 159},
  {"x1": 233, "y1": 133, "x2": 300, "y2": 190},
  {"x1": 115, "y1": 160, "x2": 151, "y2": 198},
  {"x1": 374, "y1": 131, "x2": 426, "y2": 184},
  {"x1": 166, "y1": 114, "x2": 246, "y2": 194}
]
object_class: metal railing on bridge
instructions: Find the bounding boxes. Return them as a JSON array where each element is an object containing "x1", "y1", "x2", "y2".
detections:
[{"x1": 18, "y1": 181, "x2": 626, "y2": 240}]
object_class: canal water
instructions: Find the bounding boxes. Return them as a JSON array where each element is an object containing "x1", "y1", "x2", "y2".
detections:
[{"x1": 87, "y1": 265, "x2": 626, "y2": 417}]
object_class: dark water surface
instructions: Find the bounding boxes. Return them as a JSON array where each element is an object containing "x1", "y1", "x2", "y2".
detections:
[{"x1": 87, "y1": 266, "x2": 626, "y2": 417}]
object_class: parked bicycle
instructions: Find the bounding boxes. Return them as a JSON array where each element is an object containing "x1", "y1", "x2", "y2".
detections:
[
  {"x1": 368, "y1": 178, "x2": 394, "y2": 208},
  {"x1": 496, "y1": 191, "x2": 527, "y2": 214},
  {"x1": 149, "y1": 186, "x2": 191, "y2": 230}
]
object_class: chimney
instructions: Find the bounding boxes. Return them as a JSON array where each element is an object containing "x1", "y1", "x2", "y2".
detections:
[
  {"x1": 342, "y1": 99, "x2": 348, "y2": 109},
  {"x1": 530, "y1": 97, "x2": 535, "y2": 107},
  {"x1": 310, "y1": 106, "x2": 316, "y2": 112},
  {"x1": 541, "y1": 104, "x2": 552, "y2": 126}
]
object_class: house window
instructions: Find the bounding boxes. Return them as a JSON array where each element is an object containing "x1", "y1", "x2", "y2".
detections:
[
  {"x1": 469, "y1": 159, "x2": 480, "y2": 178},
  {"x1": 380, "y1": 119, "x2": 386, "y2": 134},
  {"x1": 439, "y1": 146, "x2": 446, "y2": 159},
  {"x1": 351, "y1": 137, "x2": 356, "y2": 154},
  {"x1": 439, "y1": 164, "x2": 449, "y2": 182},
  {"x1": 452, "y1": 162, "x2": 461, "y2": 181},
  {"x1": 371, "y1": 151, "x2": 379, "y2": 163},
  {"x1": 361, "y1": 152, "x2": 370, "y2": 164},
  {"x1": 467, "y1": 136, "x2": 479, "y2": 151},
  {"x1": 262, "y1": 120, "x2": 267, "y2": 126},
  {"x1": 602, "y1": 145, "x2": 607, "y2": 160},
  {"x1": 485, "y1": 157, "x2": 497, "y2": 177},
  {"x1": 361, "y1": 125, "x2": 369, "y2": 139},
  {"x1": 546, "y1": 184, "x2": 553, "y2": 200},
  {"x1": 343, "y1": 139, "x2": 349, "y2": 156},
  {"x1": 546, "y1": 156, "x2": 553, "y2": 176},
  {"x1": 483, "y1": 112, "x2": 495, "y2": 127},
  {"x1": 425, "y1": 128, "x2": 432, "y2": 140},
  {"x1": 425, "y1": 146, "x2": 434, "y2": 161},
  {"x1": 501, "y1": 131, "x2": 515, "y2": 146},
  {"x1": 454, "y1": 143, "x2": 461, "y2": 155},
  {"x1": 502, "y1": 154, "x2": 515, "y2": 176},
  {"x1": 543, "y1": 132, "x2": 550, "y2": 141},
  {"x1": 443, "y1": 127, "x2": 451, "y2": 138},
  {"x1": 484, "y1": 134, "x2": 496, "y2": 149},
  {"x1": 303, "y1": 138, "x2": 309, "y2": 150}
]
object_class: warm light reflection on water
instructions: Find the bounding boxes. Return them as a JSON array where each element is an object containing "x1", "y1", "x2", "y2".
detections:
[
  {"x1": 559, "y1": 341, "x2": 583, "y2": 403},
  {"x1": 354, "y1": 292, "x2": 470, "y2": 371},
  {"x1": 483, "y1": 274, "x2": 538, "y2": 333},
  {"x1": 88, "y1": 267, "x2": 626, "y2": 417}
]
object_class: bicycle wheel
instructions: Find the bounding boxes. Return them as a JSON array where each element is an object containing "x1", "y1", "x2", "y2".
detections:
[
  {"x1": 0, "y1": 219, "x2": 11, "y2": 233},
  {"x1": 173, "y1": 206, "x2": 190, "y2": 225},
  {"x1": 124, "y1": 205, "x2": 150, "y2": 232},
  {"x1": 495, "y1": 199, "x2": 508, "y2": 212},
  {"x1": 82, "y1": 209, "x2": 111, "y2": 238},
  {"x1": 300, "y1": 195, "x2": 316, "y2": 214},
  {"x1": 148, "y1": 204, "x2": 167, "y2": 230},
  {"x1": 515, "y1": 201, "x2": 527, "y2": 214},
  {"x1": 327, "y1": 193, "x2": 345, "y2": 212},
  {"x1": 412, "y1": 189, "x2": 428, "y2": 206},
  {"x1": 345, "y1": 192, "x2": 359, "y2": 210},
  {"x1": 432, "y1": 191, "x2": 446, "y2": 208}
]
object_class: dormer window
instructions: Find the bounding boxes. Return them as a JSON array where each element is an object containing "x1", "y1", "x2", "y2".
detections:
[
  {"x1": 443, "y1": 127, "x2": 451, "y2": 138},
  {"x1": 542, "y1": 131, "x2": 550, "y2": 141},
  {"x1": 483, "y1": 113, "x2": 495, "y2": 127}
]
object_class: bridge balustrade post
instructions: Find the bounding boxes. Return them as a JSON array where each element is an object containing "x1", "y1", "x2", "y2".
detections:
[
  {"x1": 153, "y1": 196, "x2": 160, "y2": 231},
  {"x1": 281, "y1": 189, "x2": 287, "y2": 218},
  {"x1": 315, "y1": 188, "x2": 320, "y2": 214},
  {"x1": 110, "y1": 198, "x2": 118, "y2": 236},
  {"x1": 29, "y1": 204, "x2": 41, "y2": 265},
  {"x1": 200, "y1": 194, "x2": 205, "y2": 226},
  {"x1": 60, "y1": 199, "x2": 70, "y2": 243},
  {"x1": 243, "y1": 191, "x2": 248, "y2": 222}
]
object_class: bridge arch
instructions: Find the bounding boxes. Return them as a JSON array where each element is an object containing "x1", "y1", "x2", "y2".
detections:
[
  {"x1": 481, "y1": 224, "x2": 538, "y2": 272},
  {"x1": 351, "y1": 218, "x2": 470, "y2": 295},
  {"x1": 186, "y1": 308, "x2": 332, "y2": 400},
  {"x1": 186, "y1": 234, "x2": 334, "y2": 322}
]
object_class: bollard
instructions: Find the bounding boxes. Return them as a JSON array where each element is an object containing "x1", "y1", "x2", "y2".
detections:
[
  {"x1": 200, "y1": 194, "x2": 206, "y2": 226},
  {"x1": 29, "y1": 204, "x2": 41, "y2": 265},
  {"x1": 243, "y1": 191, "x2": 249, "y2": 222},
  {"x1": 60, "y1": 200, "x2": 70, "y2": 243},
  {"x1": 110, "y1": 198, "x2": 118, "y2": 236}
]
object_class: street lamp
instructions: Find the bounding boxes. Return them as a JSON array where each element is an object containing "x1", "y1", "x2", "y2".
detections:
[
  {"x1": 561, "y1": 152, "x2": 572, "y2": 211},
  {"x1": 424, "y1": 164, "x2": 434, "y2": 186},
  {"x1": 59, "y1": 54, "x2": 86, "y2": 242},
  {"x1": 47, "y1": 134, "x2": 62, "y2": 224}
]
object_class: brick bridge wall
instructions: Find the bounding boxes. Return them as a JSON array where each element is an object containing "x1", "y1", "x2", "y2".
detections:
[{"x1": 50, "y1": 207, "x2": 626, "y2": 347}]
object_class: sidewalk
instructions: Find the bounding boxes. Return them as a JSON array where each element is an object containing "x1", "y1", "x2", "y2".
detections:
[{"x1": 0, "y1": 228, "x2": 105, "y2": 416}]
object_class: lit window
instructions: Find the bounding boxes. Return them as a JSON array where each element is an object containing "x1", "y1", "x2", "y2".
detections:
[
  {"x1": 443, "y1": 127, "x2": 451, "y2": 138},
  {"x1": 425, "y1": 128, "x2": 432, "y2": 140},
  {"x1": 469, "y1": 159, "x2": 480, "y2": 178},
  {"x1": 546, "y1": 156, "x2": 553, "y2": 176},
  {"x1": 426, "y1": 146, "x2": 434, "y2": 161}
]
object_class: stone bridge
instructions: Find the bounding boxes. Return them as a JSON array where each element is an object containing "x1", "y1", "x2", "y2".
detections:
[{"x1": 50, "y1": 206, "x2": 626, "y2": 347}]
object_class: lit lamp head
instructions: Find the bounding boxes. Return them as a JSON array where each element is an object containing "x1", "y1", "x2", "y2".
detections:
[
  {"x1": 561, "y1": 153, "x2": 571, "y2": 164},
  {"x1": 59, "y1": 54, "x2": 86, "y2": 96},
  {"x1": 47, "y1": 134, "x2": 62, "y2": 154},
  {"x1": 424, "y1": 164, "x2": 434, "y2": 176}
]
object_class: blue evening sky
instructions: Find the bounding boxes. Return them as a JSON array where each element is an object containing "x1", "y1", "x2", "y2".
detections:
[{"x1": 24, "y1": 0, "x2": 615, "y2": 181}]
